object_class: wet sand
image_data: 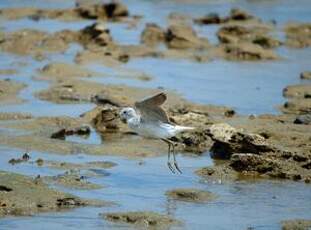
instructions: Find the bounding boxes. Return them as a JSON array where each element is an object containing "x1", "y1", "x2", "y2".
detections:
[{"x1": 0, "y1": 0, "x2": 311, "y2": 229}]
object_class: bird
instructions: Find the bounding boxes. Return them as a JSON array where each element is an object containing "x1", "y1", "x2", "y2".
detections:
[{"x1": 119, "y1": 92, "x2": 194, "y2": 173}]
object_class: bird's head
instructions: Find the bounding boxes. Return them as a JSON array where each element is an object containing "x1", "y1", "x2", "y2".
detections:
[{"x1": 119, "y1": 107, "x2": 137, "y2": 123}]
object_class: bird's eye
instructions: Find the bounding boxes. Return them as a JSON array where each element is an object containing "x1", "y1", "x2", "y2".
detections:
[{"x1": 123, "y1": 111, "x2": 126, "y2": 114}]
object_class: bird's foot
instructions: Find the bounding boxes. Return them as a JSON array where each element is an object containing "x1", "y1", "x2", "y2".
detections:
[
  {"x1": 174, "y1": 161, "x2": 182, "y2": 174},
  {"x1": 167, "y1": 161, "x2": 182, "y2": 174},
  {"x1": 167, "y1": 162, "x2": 175, "y2": 174}
]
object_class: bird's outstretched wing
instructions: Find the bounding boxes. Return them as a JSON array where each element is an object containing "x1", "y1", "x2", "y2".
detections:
[{"x1": 135, "y1": 92, "x2": 170, "y2": 123}]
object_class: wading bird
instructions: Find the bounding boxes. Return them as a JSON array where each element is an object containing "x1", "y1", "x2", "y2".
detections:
[{"x1": 119, "y1": 92, "x2": 194, "y2": 173}]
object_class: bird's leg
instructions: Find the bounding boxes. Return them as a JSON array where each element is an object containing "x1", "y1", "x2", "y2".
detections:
[
  {"x1": 172, "y1": 142, "x2": 182, "y2": 174},
  {"x1": 162, "y1": 139, "x2": 175, "y2": 173},
  {"x1": 167, "y1": 142, "x2": 176, "y2": 174}
]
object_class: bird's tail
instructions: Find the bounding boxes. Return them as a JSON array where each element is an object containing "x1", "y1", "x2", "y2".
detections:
[{"x1": 175, "y1": 125, "x2": 195, "y2": 133}]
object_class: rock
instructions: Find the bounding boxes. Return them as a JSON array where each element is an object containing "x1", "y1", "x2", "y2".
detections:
[
  {"x1": 222, "y1": 43, "x2": 278, "y2": 61},
  {"x1": 281, "y1": 219, "x2": 311, "y2": 230},
  {"x1": 294, "y1": 114, "x2": 311, "y2": 125},
  {"x1": 75, "y1": 3, "x2": 102, "y2": 19},
  {"x1": 175, "y1": 130, "x2": 212, "y2": 153},
  {"x1": 224, "y1": 109, "x2": 235, "y2": 117},
  {"x1": 0, "y1": 185, "x2": 12, "y2": 192},
  {"x1": 169, "y1": 108, "x2": 214, "y2": 153},
  {"x1": 196, "y1": 167, "x2": 216, "y2": 177},
  {"x1": 75, "y1": 1, "x2": 129, "y2": 20},
  {"x1": 0, "y1": 3, "x2": 129, "y2": 21},
  {"x1": 103, "y1": 2, "x2": 129, "y2": 19},
  {"x1": 141, "y1": 23, "x2": 165, "y2": 46},
  {"x1": 194, "y1": 8, "x2": 254, "y2": 25},
  {"x1": 283, "y1": 99, "x2": 311, "y2": 114},
  {"x1": 283, "y1": 84, "x2": 311, "y2": 99},
  {"x1": 0, "y1": 29, "x2": 71, "y2": 56},
  {"x1": 117, "y1": 53, "x2": 130, "y2": 63},
  {"x1": 0, "y1": 79, "x2": 26, "y2": 105},
  {"x1": 165, "y1": 188, "x2": 216, "y2": 203},
  {"x1": 195, "y1": 164, "x2": 238, "y2": 182},
  {"x1": 79, "y1": 22, "x2": 114, "y2": 46},
  {"x1": 285, "y1": 23, "x2": 311, "y2": 48},
  {"x1": 91, "y1": 106, "x2": 121, "y2": 133},
  {"x1": 301, "y1": 71, "x2": 311, "y2": 80},
  {"x1": 50, "y1": 125, "x2": 91, "y2": 140},
  {"x1": 8, "y1": 152, "x2": 30, "y2": 165},
  {"x1": 37, "y1": 82, "x2": 92, "y2": 103},
  {"x1": 0, "y1": 7, "x2": 74, "y2": 21},
  {"x1": 91, "y1": 94, "x2": 121, "y2": 107},
  {"x1": 228, "y1": 8, "x2": 254, "y2": 21},
  {"x1": 165, "y1": 24, "x2": 209, "y2": 49},
  {"x1": 196, "y1": 114, "x2": 311, "y2": 183},
  {"x1": 194, "y1": 13, "x2": 224, "y2": 25},
  {"x1": 207, "y1": 123, "x2": 273, "y2": 158},
  {"x1": 0, "y1": 171, "x2": 105, "y2": 217},
  {"x1": 56, "y1": 197, "x2": 84, "y2": 207},
  {"x1": 104, "y1": 211, "x2": 180, "y2": 228},
  {"x1": 47, "y1": 172, "x2": 103, "y2": 190},
  {"x1": 217, "y1": 25, "x2": 281, "y2": 49},
  {"x1": 170, "y1": 110, "x2": 211, "y2": 126},
  {"x1": 217, "y1": 25, "x2": 251, "y2": 44},
  {"x1": 230, "y1": 153, "x2": 277, "y2": 174},
  {"x1": 36, "y1": 158, "x2": 44, "y2": 166},
  {"x1": 252, "y1": 35, "x2": 282, "y2": 49}
]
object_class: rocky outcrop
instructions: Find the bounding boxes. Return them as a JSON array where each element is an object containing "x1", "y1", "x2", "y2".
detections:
[
  {"x1": 294, "y1": 114, "x2": 311, "y2": 125},
  {"x1": 301, "y1": 71, "x2": 311, "y2": 80},
  {"x1": 230, "y1": 153, "x2": 278, "y2": 174},
  {"x1": 79, "y1": 22, "x2": 114, "y2": 47},
  {"x1": 89, "y1": 106, "x2": 121, "y2": 133},
  {"x1": 221, "y1": 42, "x2": 278, "y2": 60},
  {"x1": 217, "y1": 25, "x2": 281, "y2": 49},
  {"x1": 207, "y1": 123, "x2": 273, "y2": 158},
  {"x1": 283, "y1": 84, "x2": 311, "y2": 99},
  {"x1": 166, "y1": 24, "x2": 209, "y2": 49},
  {"x1": 285, "y1": 23, "x2": 311, "y2": 48},
  {"x1": 104, "y1": 211, "x2": 180, "y2": 228},
  {"x1": 194, "y1": 8, "x2": 255, "y2": 25},
  {"x1": 283, "y1": 100, "x2": 311, "y2": 114},
  {"x1": 0, "y1": 171, "x2": 105, "y2": 217},
  {"x1": 194, "y1": 13, "x2": 224, "y2": 25},
  {"x1": 50, "y1": 125, "x2": 91, "y2": 140},
  {"x1": 282, "y1": 84, "x2": 311, "y2": 114},
  {"x1": 0, "y1": 29, "x2": 71, "y2": 57},
  {"x1": 140, "y1": 23, "x2": 165, "y2": 46},
  {"x1": 140, "y1": 23, "x2": 209, "y2": 50},
  {"x1": 75, "y1": 1, "x2": 129, "y2": 20},
  {"x1": 229, "y1": 152, "x2": 311, "y2": 181},
  {"x1": 0, "y1": 79, "x2": 26, "y2": 105},
  {"x1": 0, "y1": 2, "x2": 130, "y2": 21}
]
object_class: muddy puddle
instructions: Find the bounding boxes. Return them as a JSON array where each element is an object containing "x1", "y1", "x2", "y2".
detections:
[{"x1": 0, "y1": 0, "x2": 311, "y2": 229}]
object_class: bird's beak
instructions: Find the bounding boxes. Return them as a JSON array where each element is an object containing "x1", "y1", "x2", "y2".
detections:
[{"x1": 121, "y1": 117, "x2": 127, "y2": 124}]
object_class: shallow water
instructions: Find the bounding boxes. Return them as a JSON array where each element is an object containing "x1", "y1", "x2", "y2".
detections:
[
  {"x1": 0, "y1": 146, "x2": 310, "y2": 230},
  {"x1": 0, "y1": 0, "x2": 311, "y2": 229}
]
